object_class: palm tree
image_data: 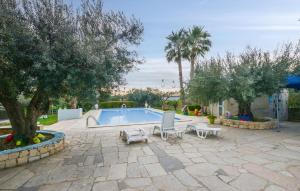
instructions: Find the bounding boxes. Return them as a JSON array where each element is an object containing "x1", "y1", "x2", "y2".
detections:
[
  {"x1": 165, "y1": 29, "x2": 187, "y2": 104},
  {"x1": 184, "y1": 26, "x2": 211, "y2": 80}
]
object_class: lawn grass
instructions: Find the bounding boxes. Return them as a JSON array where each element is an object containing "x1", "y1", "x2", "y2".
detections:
[
  {"x1": 0, "y1": 115, "x2": 58, "y2": 127},
  {"x1": 38, "y1": 115, "x2": 57, "y2": 126},
  {"x1": 0, "y1": 122, "x2": 10, "y2": 127}
]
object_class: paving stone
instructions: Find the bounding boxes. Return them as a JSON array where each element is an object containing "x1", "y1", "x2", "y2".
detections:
[
  {"x1": 243, "y1": 163, "x2": 300, "y2": 191},
  {"x1": 199, "y1": 176, "x2": 238, "y2": 191},
  {"x1": 159, "y1": 155, "x2": 184, "y2": 172},
  {"x1": 75, "y1": 165, "x2": 95, "y2": 178},
  {"x1": 16, "y1": 186, "x2": 40, "y2": 191},
  {"x1": 123, "y1": 178, "x2": 152, "y2": 188},
  {"x1": 144, "y1": 185, "x2": 159, "y2": 191},
  {"x1": 127, "y1": 163, "x2": 141, "y2": 178},
  {"x1": 68, "y1": 178, "x2": 94, "y2": 191},
  {"x1": 0, "y1": 166, "x2": 25, "y2": 185},
  {"x1": 149, "y1": 143, "x2": 168, "y2": 157},
  {"x1": 288, "y1": 165, "x2": 300, "y2": 179},
  {"x1": 171, "y1": 153, "x2": 193, "y2": 165},
  {"x1": 280, "y1": 170, "x2": 294, "y2": 177},
  {"x1": 242, "y1": 155, "x2": 271, "y2": 165},
  {"x1": 104, "y1": 152, "x2": 118, "y2": 165},
  {"x1": 39, "y1": 181, "x2": 71, "y2": 191},
  {"x1": 217, "y1": 175, "x2": 235, "y2": 183},
  {"x1": 143, "y1": 146, "x2": 154, "y2": 155},
  {"x1": 220, "y1": 166, "x2": 240, "y2": 177},
  {"x1": 95, "y1": 177, "x2": 106, "y2": 182},
  {"x1": 47, "y1": 165, "x2": 78, "y2": 184},
  {"x1": 139, "y1": 165, "x2": 149, "y2": 177},
  {"x1": 230, "y1": 173, "x2": 267, "y2": 191},
  {"x1": 108, "y1": 163, "x2": 127, "y2": 180},
  {"x1": 138, "y1": 155, "x2": 158, "y2": 165},
  {"x1": 24, "y1": 172, "x2": 49, "y2": 187},
  {"x1": 265, "y1": 162, "x2": 287, "y2": 171},
  {"x1": 152, "y1": 175, "x2": 187, "y2": 191},
  {"x1": 127, "y1": 153, "x2": 138, "y2": 163},
  {"x1": 185, "y1": 163, "x2": 218, "y2": 177},
  {"x1": 84, "y1": 155, "x2": 95, "y2": 166},
  {"x1": 173, "y1": 169, "x2": 200, "y2": 187},
  {"x1": 190, "y1": 157, "x2": 207, "y2": 163},
  {"x1": 119, "y1": 152, "x2": 129, "y2": 163},
  {"x1": 0, "y1": 169, "x2": 34, "y2": 189},
  {"x1": 92, "y1": 181, "x2": 119, "y2": 191},
  {"x1": 184, "y1": 152, "x2": 202, "y2": 158},
  {"x1": 265, "y1": 185, "x2": 286, "y2": 191},
  {"x1": 144, "y1": 163, "x2": 167, "y2": 177},
  {"x1": 63, "y1": 155, "x2": 85, "y2": 165},
  {"x1": 94, "y1": 166, "x2": 110, "y2": 178}
]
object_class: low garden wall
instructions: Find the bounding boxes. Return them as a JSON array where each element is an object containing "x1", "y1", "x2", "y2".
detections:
[
  {"x1": 58, "y1": 108, "x2": 82, "y2": 121},
  {"x1": 221, "y1": 118, "x2": 277, "y2": 130},
  {"x1": 0, "y1": 130, "x2": 65, "y2": 169}
]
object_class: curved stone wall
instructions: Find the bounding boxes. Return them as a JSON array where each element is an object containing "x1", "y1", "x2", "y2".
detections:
[
  {"x1": 0, "y1": 130, "x2": 65, "y2": 169},
  {"x1": 221, "y1": 118, "x2": 277, "y2": 130}
]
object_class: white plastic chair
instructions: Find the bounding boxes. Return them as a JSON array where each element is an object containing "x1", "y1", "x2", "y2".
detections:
[{"x1": 153, "y1": 111, "x2": 184, "y2": 140}]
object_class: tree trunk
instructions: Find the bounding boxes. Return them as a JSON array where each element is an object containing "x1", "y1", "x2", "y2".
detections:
[
  {"x1": 177, "y1": 56, "x2": 185, "y2": 105},
  {"x1": 1, "y1": 99, "x2": 27, "y2": 136},
  {"x1": 0, "y1": 90, "x2": 49, "y2": 142},
  {"x1": 238, "y1": 102, "x2": 254, "y2": 119},
  {"x1": 190, "y1": 57, "x2": 195, "y2": 80},
  {"x1": 69, "y1": 97, "x2": 78, "y2": 109}
]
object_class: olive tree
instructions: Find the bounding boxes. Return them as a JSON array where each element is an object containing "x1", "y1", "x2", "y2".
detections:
[
  {"x1": 0, "y1": 0, "x2": 143, "y2": 142},
  {"x1": 228, "y1": 44, "x2": 299, "y2": 116},
  {"x1": 188, "y1": 57, "x2": 228, "y2": 105},
  {"x1": 189, "y1": 42, "x2": 300, "y2": 118}
]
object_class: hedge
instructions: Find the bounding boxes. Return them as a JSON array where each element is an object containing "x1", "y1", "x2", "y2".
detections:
[
  {"x1": 288, "y1": 108, "x2": 300, "y2": 121},
  {"x1": 100, "y1": 101, "x2": 136, "y2": 108},
  {"x1": 187, "y1": 105, "x2": 201, "y2": 111}
]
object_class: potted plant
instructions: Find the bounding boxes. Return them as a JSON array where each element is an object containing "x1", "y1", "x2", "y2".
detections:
[{"x1": 207, "y1": 115, "x2": 217, "y2": 124}]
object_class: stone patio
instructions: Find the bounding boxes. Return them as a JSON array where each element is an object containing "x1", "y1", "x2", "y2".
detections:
[{"x1": 1, "y1": 111, "x2": 300, "y2": 191}]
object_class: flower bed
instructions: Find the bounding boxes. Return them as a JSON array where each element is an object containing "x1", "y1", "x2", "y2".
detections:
[
  {"x1": 221, "y1": 118, "x2": 277, "y2": 130},
  {"x1": 0, "y1": 130, "x2": 65, "y2": 169}
]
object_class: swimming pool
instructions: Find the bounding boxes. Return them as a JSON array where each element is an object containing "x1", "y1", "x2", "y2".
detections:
[{"x1": 97, "y1": 108, "x2": 179, "y2": 126}]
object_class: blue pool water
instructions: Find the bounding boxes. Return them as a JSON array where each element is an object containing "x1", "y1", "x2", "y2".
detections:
[{"x1": 98, "y1": 108, "x2": 177, "y2": 126}]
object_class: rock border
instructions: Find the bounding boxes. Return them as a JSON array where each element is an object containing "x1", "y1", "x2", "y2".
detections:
[
  {"x1": 221, "y1": 118, "x2": 277, "y2": 130},
  {"x1": 0, "y1": 130, "x2": 65, "y2": 169}
]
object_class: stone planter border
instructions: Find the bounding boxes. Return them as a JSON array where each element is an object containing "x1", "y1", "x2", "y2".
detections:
[
  {"x1": 221, "y1": 118, "x2": 277, "y2": 130},
  {"x1": 0, "y1": 130, "x2": 65, "y2": 169}
]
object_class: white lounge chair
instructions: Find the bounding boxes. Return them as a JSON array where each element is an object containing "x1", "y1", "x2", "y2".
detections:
[
  {"x1": 186, "y1": 123, "x2": 221, "y2": 139},
  {"x1": 120, "y1": 128, "x2": 148, "y2": 144},
  {"x1": 153, "y1": 111, "x2": 184, "y2": 140}
]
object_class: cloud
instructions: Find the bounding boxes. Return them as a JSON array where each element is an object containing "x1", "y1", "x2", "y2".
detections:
[{"x1": 125, "y1": 58, "x2": 190, "y2": 89}]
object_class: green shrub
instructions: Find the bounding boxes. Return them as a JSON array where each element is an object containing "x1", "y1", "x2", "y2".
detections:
[
  {"x1": 100, "y1": 101, "x2": 136, "y2": 108},
  {"x1": 165, "y1": 100, "x2": 179, "y2": 110},
  {"x1": 207, "y1": 115, "x2": 216, "y2": 124},
  {"x1": 187, "y1": 105, "x2": 201, "y2": 111}
]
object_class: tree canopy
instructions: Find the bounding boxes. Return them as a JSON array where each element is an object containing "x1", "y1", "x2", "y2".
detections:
[
  {"x1": 188, "y1": 42, "x2": 300, "y2": 116},
  {"x1": 183, "y1": 26, "x2": 211, "y2": 79},
  {"x1": 127, "y1": 88, "x2": 162, "y2": 107},
  {"x1": 0, "y1": 0, "x2": 143, "y2": 141}
]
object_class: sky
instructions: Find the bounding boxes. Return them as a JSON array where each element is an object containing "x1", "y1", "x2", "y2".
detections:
[{"x1": 72, "y1": 0, "x2": 300, "y2": 90}]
